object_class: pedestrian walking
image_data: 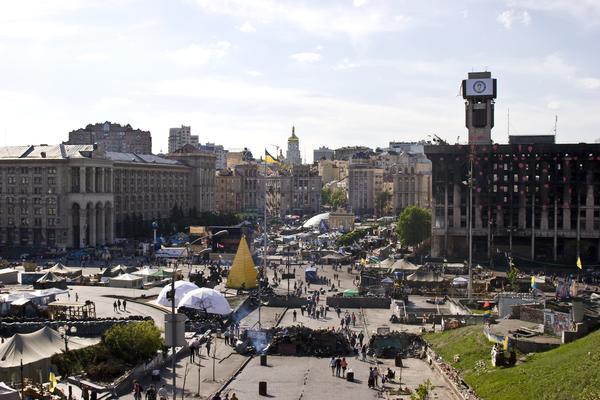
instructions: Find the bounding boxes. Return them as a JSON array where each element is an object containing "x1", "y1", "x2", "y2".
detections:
[
  {"x1": 117, "y1": 299, "x2": 122, "y2": 311},
  {"x1": 145, "y1": 384, "x2": 157, "y2": 400},
  {"x1": 113, "y1": 301, "x2": 118, "y2": 313},
  {"x1": 340, "y1": 318, "x2": 345, "y2": 328},
  {"x1": 358, "y1": 331, "x2": 364, "y2": 347},
  {"x1": 67, "y1": 292, "x2": 71, "y2": 301},
  {"x1": 224, "y1": 329, "x2": 230, "y2": 346},
  {"x1": 293, "y1": 309, "x2": 297, "y2": 322},
  {"x1": 189, "y1": 343, "x2": 196, "y2": 363},
  {"x1": 132, "y1": 380, "x2": 143, "y2": 400},
  {"x1": 361, "y1": 344, "x2": 367, "y2": 361},
  {"x1": 157, "y1": 385, "x2": 168, "y2": 400},
  {"x1": 206, "y1": 339, "x2": 212, "y2": 356},
  {"x1": 351, "y1": 312, "x2": 356, "y2": 327},
  {"x1": 123, "y1": 299, "x2": 127, "y2": 311},
  {"x1": 368, "y1": 367, "x2": 374, "y2": 388},
  {"x1": 75, "y1": 292, "x2": 79, "y2": 302},
  {"x1": 335, "y1": 356, "x2": 342, "y2": 377},
  {"x1": 329, "y1": 356, "x2": 336, "y2": 376},
  {"x1": 341, "y1": 357, "x2": 348, "y2": 377}
]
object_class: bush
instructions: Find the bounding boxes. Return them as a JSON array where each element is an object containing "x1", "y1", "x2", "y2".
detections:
[
  {"x1": 103, "y1": 320, "x2": 163, "y2": 364},
  {"x1": 336, "y1": 229, "x2": 368, "y2": 246}
]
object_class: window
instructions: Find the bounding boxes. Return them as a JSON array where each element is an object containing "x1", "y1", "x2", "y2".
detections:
[
  {"x1": 33, "y1": 187, "x2": 42, "y2": 194},
  {"x1": 48, "y1": 218, "x2": 55, "y2": 226},
  {"x1": 7, "y1": 197, "x2": 14, "y2": 204},
  {"x1": 47, "y1": 207, "x2": 56, "y2": 215},
  {"x1": 20, "y1": 167, "x2": 28, "y2": 174},
  {"x1": 7, "y1": 206, "x2": 14, "y2": 215},
  {"x1": 33, "y1": 167, "x2": 42, "y2": 174},
  {"x1": 21, "y1": 207, "x2": 28, "y2": 215},
  {"x1": 34, "y1": 218, "x2": 42, "y2": 226},
  {"x1": 34, "y1": 198, "x2": 42, "y2": 204},
  {"x1": 47, "y1": 167, "x2": 56, "y2": 175},
  {"x1": 34, "y1": 177, "x2": 42, "y2": 184},
  {"x1": 21, "y1": 217, "x2": 29, "y2": 225},
  {"x1": 34, "y1": 208, "x2": 42, "y2": 215},
  {"x1": 21, "y1": 176, "x2": 29, "y2": 184},
  {"x1": 47, "y1": 197, "x2": 57, "y2": 204},
  {"x1": 20, "y1": 198, "x2": 27, "y2": 205},
  {"x1": 8, "y1": 217, "x2": 14, "y2": 225},
  {"x1": 8, "y1": 176, "x2": 16, "y2": 184}
]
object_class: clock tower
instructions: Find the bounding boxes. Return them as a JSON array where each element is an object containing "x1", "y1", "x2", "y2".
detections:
[{"x1": 462, "y1": 71, "x2": 497, "y2": 145}]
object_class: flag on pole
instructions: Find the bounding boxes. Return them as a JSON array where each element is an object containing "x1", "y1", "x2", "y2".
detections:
[
  {"x1": 265, "y1": 149, "x2": 279, "y2": 164},
  {"x1": 49, "y1": 368, "x2": 58, "y2": 392},
  {"x1": 576, "y1": 256, "x2": 582, "y2": 270},
  {"x1": 503, "y1": 335, "x2": 509, "y2": 351},
  {"x1": 531, "y1": 275, "x2": 536, "y2": 289}
]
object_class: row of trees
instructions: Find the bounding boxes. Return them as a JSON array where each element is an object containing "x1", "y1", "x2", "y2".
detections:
[
  {"x1": 321, "y1": 187, "x2": 348, "y2": 210},
  {"x1": 117, "y1": 205, "x2": 241, "y2": 238}
]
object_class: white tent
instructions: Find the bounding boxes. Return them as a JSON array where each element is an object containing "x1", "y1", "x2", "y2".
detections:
[
  {"x1": 452, "y1": 276, "x2": 469, "y2": 287},
  {"x1": 46, "y1": 263, "x2": 82, "y2": 278},
  {"x1": 132, "y1": 267, "x2": 159, "y2": 282},
  {"x1": 0, "y1": 326, "x2": 88, "y2": 383},
  {"x1": 0, "y1": 269, "x2": 19, "y2": 285},
  {"x1": 156, "y1": 281, "x2": 199, "y2": 307},
  {"x1": 0, "y1": 382, "x2": 19, "y2": 400},
  {"x1": 108, "y1": 273, "x2": 144, "y2": 289},
  {"x1": 302, "y1": 212, "x2": 330, "y2": 229},
  {"x1": 177, "y1": 288, "x2": 232, "y2": 315}
]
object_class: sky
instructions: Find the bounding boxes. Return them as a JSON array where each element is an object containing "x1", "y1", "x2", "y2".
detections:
[{"x1": 1, "y1": 0, "x2": 600, "y2": 162}]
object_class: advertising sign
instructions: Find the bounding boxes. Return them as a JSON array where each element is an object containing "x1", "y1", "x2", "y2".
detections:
[{"x1": 465, "y1": 78, "x2": 494, "y2": 97}]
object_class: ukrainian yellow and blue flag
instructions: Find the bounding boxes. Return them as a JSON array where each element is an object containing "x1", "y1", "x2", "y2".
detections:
[
  {"x1": 49, "y1": 367, "x2": 58, "y2": 392},
  {"x1": 265, "y1": 149, "x2": 279, "y2": 164}
]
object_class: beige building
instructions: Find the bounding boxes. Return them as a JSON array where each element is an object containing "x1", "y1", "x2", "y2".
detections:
[
  {"x1": 215, "y1": 169, "x2": 242, "y2": 214},
  {"x1": 348, "y1": 155, "x2": 383, "y2": 216},
  {"x1": 329, "y1": 210, "x2": 355, "y2": 232},
  {"x1": 66, "y1": 121, "x2": 152, "y2": 154},
  {"x1": 318, "y1": 159, "x2": 348, "y2": 185},
  {"x1": 391, "y1": 152, "x2": 432, "y2": 212},
  {"x1": 0, "y1": 143, "x2": 216, "y2": 250}
]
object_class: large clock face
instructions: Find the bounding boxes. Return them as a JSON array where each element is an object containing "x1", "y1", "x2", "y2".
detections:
[{"x1": 473, "y1": 80, "x2": 487, "y2": 94}]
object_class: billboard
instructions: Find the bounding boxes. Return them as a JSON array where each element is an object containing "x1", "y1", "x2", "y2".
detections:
[{"x1": 464, "y1": 78, "x2": 494, "y2": 97}]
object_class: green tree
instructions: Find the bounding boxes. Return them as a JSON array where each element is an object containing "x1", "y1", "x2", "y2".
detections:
[
  {"x1": 396, "y1": 206, "x2": 431, "y2": 248},
  {"x1": 375, "y1": 191, "x2": 392, "y2": 216},
  {"x1": 321, "y1": 187, "x2": 332, "y2": 206},
  {"x1": 411, "y1": 379, "x2": 433, "y2": 400},
  {"x1": 103, "y1": 320, "x2": 163, "y2": 364},
  {"x1": 330, "y1": 187, "x2": 348, "y2": 210},
  {"x1": 507, "y1": 257, "x2": 519, "y2": 289}
]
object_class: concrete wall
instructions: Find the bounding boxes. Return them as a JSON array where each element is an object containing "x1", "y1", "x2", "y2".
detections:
[
  {"x1": 326, "y1": 296, "x2": 391, "y2": 309},
  {"x1": 512, "y1": 305, "x2": 544, "y2": 323}
]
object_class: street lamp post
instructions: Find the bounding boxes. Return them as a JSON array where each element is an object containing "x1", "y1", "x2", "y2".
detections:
[
  {"x1": 152, "y1": 221, "x2": 159, "y2": 245},
  {"x1": 462, "y1": 154, "x2": 474, "y2": 301},
  {"x1": 59, "y1": 325, "x2": 77, "y2": 352}
]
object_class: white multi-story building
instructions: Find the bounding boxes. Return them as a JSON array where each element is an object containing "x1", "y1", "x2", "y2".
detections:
[{"x1": 168, "y1": 125, "x2": 198, "y2": 153}]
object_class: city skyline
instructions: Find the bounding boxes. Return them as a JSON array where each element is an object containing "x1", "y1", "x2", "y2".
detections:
[{"x1": 1, "y1": 0, "x2": 600, "y2": 161}]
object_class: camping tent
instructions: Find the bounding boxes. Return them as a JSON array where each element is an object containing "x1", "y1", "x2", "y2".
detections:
[
  {"x1": 109, "y1": 273, "x2": 144, "y2": 289},
  {"x1": 101, "y1": 265, "x2": 135, "y2": 278},
  {"x1": 156, "y1": 281, "x2": 199, "y2": 307},
  {"x1": 304, "y1": 267, "x2": 318, "y2": 283},
  {"x1": 225, "y1": 236, "x2": 257, "y2": 289},
  {"x1": 46, "y1": 263, "x2": 82, "y2": 278},
  {"x1": 0, "y1": 269, "x2": 19, "y2": 285},
  {"x1": 452, "y1": 276, "x2": 469, "y2": 287},
  {"x1": 0, "y1": 382, "x2": 19, "y2": 400},
  {"x1": 0, "y1": 326, "x2": 88, "y2": 383},
  {"x1": 34, "y1": 272, "x2": 67, "y2": 290},
  {"x1": 178, "y1": 288, "x2": 232, "y2": 315},
  {"x1": 132, "y1": 267, "x2": 159, "y2": 282}
]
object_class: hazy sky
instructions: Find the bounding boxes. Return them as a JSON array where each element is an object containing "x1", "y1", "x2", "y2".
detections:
[{"x1": 1, "y1": 0, "x2": 599, "y2": 161}]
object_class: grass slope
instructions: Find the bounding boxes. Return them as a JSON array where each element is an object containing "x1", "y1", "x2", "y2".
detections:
[{"x1": 424, "y1": 326, "x2": 600, "y2": 400}]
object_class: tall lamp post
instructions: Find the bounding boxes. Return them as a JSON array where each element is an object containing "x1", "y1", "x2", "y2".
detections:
[
  {"x1": 170, "y1": 231, "x2": 227, "y2": 400},
  {"x1": 58, "y1": 324, "x2": 77, "y2": 352},
  {"x1": 462, "y1": 154, "x2": 474, "y2": 301}
]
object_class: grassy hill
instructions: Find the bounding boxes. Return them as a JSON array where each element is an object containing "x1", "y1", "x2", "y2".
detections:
[{"x1": 424, "y1": 325, "x2": 600, "y2": 400}]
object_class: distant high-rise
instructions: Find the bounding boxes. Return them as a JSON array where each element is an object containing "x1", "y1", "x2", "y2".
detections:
[
  {"x1": 286, "y1": 126, "x2": 302, "y2": 166},
  {"x1": 168, "y1": 125, "x2": 198, "y2": 153},
  {"x1": 66, "y1": 121, "x2": 152, "y2": 154},
  {"x1": 313, "y1": 146, "x2": 334, "y2": 162}
]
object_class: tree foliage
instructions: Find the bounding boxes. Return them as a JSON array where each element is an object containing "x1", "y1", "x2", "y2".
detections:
[
  {"x1": 322, "y1": 187, "x2": 347, "y2": 210},
  {"x1": 411, "y1": 379, "x2": 433, "y2": 400},
  {"x1": 336, "y1": 229, "x2": 368, "y2": 246},
  {"x1": 396, "y1": 206, "x2": 431, "y2": 247},
  {"x1": 103, "y1": 320, "x2": 163, "y2": 364},
  {"x1": 375, "y1": 190, "x2": 392, "y2": 216},
  {"x1": 507, "y1": 258, "x2": 519, "y2": 289}
]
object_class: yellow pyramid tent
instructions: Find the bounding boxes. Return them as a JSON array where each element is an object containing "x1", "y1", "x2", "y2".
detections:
[{"x1": 226, "y1": 235, "x2": 258, "y2": 289}]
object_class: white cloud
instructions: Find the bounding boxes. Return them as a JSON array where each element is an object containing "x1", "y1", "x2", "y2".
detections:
[
  {"x1": 238, "y1": 21, "x2": 256, "y2": 33},
  {"x1": 290, "y1": 52, "x2": 321, "y2": 63},
  {"x1": 577, "y1": 77, "x2": 600, "y2": 89},
  {"x1": 247, "y1": 70, "x2": 263, "y2": 77},
  {"x1": 333, "y1": 58, "x2": 358, "y2": 70},
  {"x1": 165, "y1": 41, "x2": 231, "y2": 66},
  {"x1": 546, "y1": 100, "x2": 561, "y2": 110},
  {"x1": 192, "y1": 0, "x2": 416, "y2": 39},
  {"x1": 497, "y1": 9, "x2": 531, "y2": 29},
  {"x1": 353, "y1": 0, "x2": 368, "y2": 7},
  {"x1": 510, "y1": 0, "x2": 600, "y2": 27},
  {"x1": 78, "y1": 52, "x2": 110, "y2": 61}
]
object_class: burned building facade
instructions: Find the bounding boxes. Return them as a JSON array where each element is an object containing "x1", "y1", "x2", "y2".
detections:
[{"x1": 426, "y1": 139, "x2": 600, "y2": 263}]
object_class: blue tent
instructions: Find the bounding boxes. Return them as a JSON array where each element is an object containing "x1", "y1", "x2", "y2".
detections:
[{"x1": 305, "y1": 267, "x2": 318, "y2": 283}]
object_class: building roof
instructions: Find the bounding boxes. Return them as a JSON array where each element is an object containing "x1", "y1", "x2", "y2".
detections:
[
  {"x1": 0, "y1": 144, "x2": 95, "y2": 160},
  {"x1": 105, "y1": 152, "x2": 181, "y2": 165}
]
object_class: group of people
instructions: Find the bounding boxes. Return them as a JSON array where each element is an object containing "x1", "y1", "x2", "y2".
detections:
[
  {"x1": 329, "y1": 356, "x2": 349, "y2": 377},
  {"x1": 339, "y1": 311, "x2": 357, "y2": 329},
  {"x1": 112, "y1": 298, "x2": 127, "y2": 313},
  {"x1": 132, "y1": 381, "x2": 168, "y2": 400}
]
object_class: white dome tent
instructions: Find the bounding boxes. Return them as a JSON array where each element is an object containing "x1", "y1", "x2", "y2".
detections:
[
  {"x1": 156, "y1": 281, "x2": 199, "y2": 307},
  {"x1": 177, "y1": 288, "x2": 232, "y2": 315}
]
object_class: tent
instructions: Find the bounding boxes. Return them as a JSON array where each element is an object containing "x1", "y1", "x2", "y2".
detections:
[
  {"x1": 34, "y1": 272, "x2": 67, "y2": 290},
  {"x1": 46, "y1": 263, "x2": 82, "y2": 278},
  {"x1": 0, "y1": 326, "x2": 88, "y2": 383},
  {"x1": 156, "y1": 281, "x2": 199, "y2": 307},
  {"x1": 452, "y1": 277, "x2": 469, "y2": 287},
  {"x1": 304, "y1": 267, "x2": 318, "y2": 283},
  {"x1": 302, "y1": 212, "x2": 330, "y2": 229},
  {"x1": 381, "y1": 277, "x2": 394, "y2": 284},
  {"x1": 0, "y1": 269, "x2": 19, "y2": 285},
  {"x1": 343, "y1": 288, "x2": 359, "y2": 297},
  {"x1": 178, "y1": 288, "x2": 232, "y2": 315},
  {"x1": 109, "y1": 273, "x2": 144, "y2": 289},
  {"x1": 225, "y1": 236, "x2": 257, "y2": 289},
  {"x1": 0, "y1": 382, "x2": 19, "y2": 400},
  {"x1": 132, "y1": 267, "x2": 159, "y2": 282},
  {"x1": 101, "y1": 265, "x2": 135, "y2": 278}
]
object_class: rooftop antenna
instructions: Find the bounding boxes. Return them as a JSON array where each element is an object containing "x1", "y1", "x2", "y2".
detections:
[
  {"x1": 507, "y1": 108, "x2": 510, "y2": 141},
  {"x1": 553, "y1": 115, "x2": 558, "y2": 141}
]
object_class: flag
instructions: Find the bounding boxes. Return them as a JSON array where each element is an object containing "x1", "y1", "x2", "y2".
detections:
[
  {"x1": 49, "y1": 368, "x2": 58, "y2": 393},
  {"x1": 265, "y1": 149, "x2": 279, "y2": 164},
  {"x1": 576, "y1": 256, "x2": 582, "y2": 270},
  {"x1": 503, "y1": 335, "x2": 509, "y2": 351},
  {"x1": 531, "y1": 275, "x2": 536, "y2": 289}
]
